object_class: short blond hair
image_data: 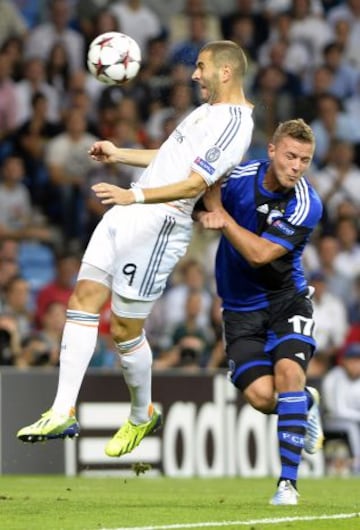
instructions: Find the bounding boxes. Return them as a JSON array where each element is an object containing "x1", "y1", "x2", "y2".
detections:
[
  {"x1": 272, "y1": 119, "x2": 315, "y2": 146},
  {"x1": 200, "y1": 40, "x2": 248, "y2": 78}
]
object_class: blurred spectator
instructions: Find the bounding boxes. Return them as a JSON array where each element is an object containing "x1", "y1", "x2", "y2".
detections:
[
  {"x1": 169, "y1": 0, "x2": 221, "y2": 47},
  {"x1": 333, "y1": 217, "x2": 360, "y2": 281},
  {"x1": 315, "y1": 234, "x2": 353, "y2": 304},
  {"x1": 308, "y1": 270, "x2": 348, "y2": 377},
  {"x1": 0, "y1": 313, "x2": 21, "y2": 365},
  {"x1": 310, "y1": 140, "x2": 360, "y2": 224},
  {"x1": 169, "y1": 13, "x2": 209, "y2": 70},
  {"x1": 221, "y1": 0, "x2": 269, "y2": 48},
  {"x1": 320, "y1": 42, "x2": 360, "y2": 99},
  {"x1": 153, "y1": 290, "x2": 211, "y2": 371},
  {"x1": 17, "y1": 332, "x2": 56, "y2": 368},
  {"x1": 25, "y1": 0, "x2": 85, "y2": 73},
  {"x1": 256, "y1": 39, "x2": 303, "y2": 96},
  {"x1": 295, "y1": 65, "x2": 335, "y2": 123},
  {"x1": 14, "y1": 56, "x2": 61, "y2": 127},
  {"x1": 322, "y1": 341, "x2": 360, "y2": 474},
  {"x1": 116, "y1": 96, "x2": 148, "y2": 147},
  {"x1": 0, "y1": 53, "x2": 18, "y2": 150},
  {"x1": 45, "y1": 41, "x2": 71, "y2": 96},
  {"x1": 0, "y1": 154, "x2": 52, "y2": 242},
  {"x1": 146, "y1": 81, "x2": 195, "y2": 144},
  {"x1": 44, "y1": 108, "x2": 98, "y2": 243},
  {"x1": 327, "y1": 0, "x2": 360, "y2": 69},
  {"x1": 109, "y1": 0, "x2": 162, "y2": 58},
  {"x1": 75, "y1": 2, "x2": 114, "y2": 47},
  {"x1": 2, "y1": 275, "x2": 33, "y2": 340},
  {"x1": 258, "y1": 11, "x2": 310, "y2": 78},
  {"x1": 35, "y1": 252, "x2": 80, "y2": 328},
  {"x1": 158, "y1": 258, "x2": 214, "y2": 351},
  {"x1": 348, "y1": 275, "x2": 360, "y2": 325},
  {"x1": 37, "y1": 300, "x2": 66, "y2": 364},
  {"x1": 0, "y1": 0, "x2": 27, "y2": 48},
  {"x1": 12, "y1": 92, "x2": 62, "y2": 208},
  {"x1": 225, "y1": 15, "x2": 258, "y2": 86},
  {"x1": 205, "y1": 295, "x2": 226, "y2": 371},
  {"x1": 0, "y1": 239, "x2": 20, "y2": 308},
  {"x1": 288, "y1": 0, "x2": 334, "y2": 67},
  {"x1": 136, "y1": 35, "x2": 172, "y2": 118},
  {"x1": 1, "y1": 35, "x2": 25, "y2": 82},
  {"x1": 310, "y1": 93, "x2": 360, "y2": 167},
  {"x1": 248, "y1": 65, "x2": 296, "y2": 158}
]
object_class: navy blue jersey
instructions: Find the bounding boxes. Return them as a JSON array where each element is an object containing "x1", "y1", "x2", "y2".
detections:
[{"x1": 216, "y1": 160, "x2": 323, "y2": 311}]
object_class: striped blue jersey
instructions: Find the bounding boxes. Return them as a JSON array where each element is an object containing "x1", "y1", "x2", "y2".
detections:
[{"x1": 216, "y1": 159, "x2": 323, "y2": 311}]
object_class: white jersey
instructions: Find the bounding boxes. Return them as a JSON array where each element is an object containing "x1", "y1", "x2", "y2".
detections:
[
  {"x1": 81, "y1": 101, "x2": 254, "y2": 309},
  {"x1": 136, "y1": 103, "x2": 254, "y2": 215}
]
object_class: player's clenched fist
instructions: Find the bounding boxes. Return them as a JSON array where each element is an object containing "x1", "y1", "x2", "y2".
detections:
[{"x1": 88, "y1": 141, "x2": 119, "y2": 164}]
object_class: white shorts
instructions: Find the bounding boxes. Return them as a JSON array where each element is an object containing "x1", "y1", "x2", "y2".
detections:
[{"x1": 81, "y1": 202, "x2": 193, "y2": 302}]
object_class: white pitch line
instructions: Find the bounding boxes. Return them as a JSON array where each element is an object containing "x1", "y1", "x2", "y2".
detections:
[{"x1": 101, "y1": 512, "x2": 360, "y2": 530}]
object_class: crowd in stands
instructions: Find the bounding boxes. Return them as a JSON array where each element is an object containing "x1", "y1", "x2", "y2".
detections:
[{"x1": 1, "y1": 0, "x2": 360, "y2": 464}]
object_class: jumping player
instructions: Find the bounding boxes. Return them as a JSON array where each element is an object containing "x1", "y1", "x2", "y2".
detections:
[{"x1": 17, "y1": 41, "x2": 254, "y2": 458}]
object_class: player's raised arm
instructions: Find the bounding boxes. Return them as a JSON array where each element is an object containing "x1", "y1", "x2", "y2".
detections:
[{"x1": 89, "y1": 140, "x2": 158, "y2": 167}]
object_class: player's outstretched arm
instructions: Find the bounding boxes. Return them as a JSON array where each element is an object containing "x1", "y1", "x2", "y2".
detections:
[{"x1": 89, "y1": 141, "x2": 158, "y2": 167}]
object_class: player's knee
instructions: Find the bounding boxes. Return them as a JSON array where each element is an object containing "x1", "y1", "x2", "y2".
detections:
[
  {"x1": 244, "y1": 385, "x2": 275, "y2": 413},
  {"x1": 110, "y1": 313, "x2": 143, "y2": 343},
  {"x1": 275, "y1": 359, "x2": 305, "y2": 392}
]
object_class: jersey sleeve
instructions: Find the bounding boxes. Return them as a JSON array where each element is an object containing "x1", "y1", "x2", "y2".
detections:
[
  {"x1": 261, "y1": 181, "x2": 323, "y2": 251},
  {"x1": 191, "y1": 107, "x2": 254, "y2": 186}
]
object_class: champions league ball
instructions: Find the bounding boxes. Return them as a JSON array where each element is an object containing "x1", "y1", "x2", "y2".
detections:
[{"x1": 87, "y1": 32, "x2": 141, "y2": 85}]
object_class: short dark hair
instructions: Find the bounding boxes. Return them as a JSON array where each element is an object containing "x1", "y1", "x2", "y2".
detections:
[{"x1": 272, "y1": 119, "x2": 315, "y2": 146}]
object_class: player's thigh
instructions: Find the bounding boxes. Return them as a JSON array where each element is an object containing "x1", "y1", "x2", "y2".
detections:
[
  {"x1": 270, "y1": 294, "x2": 316, "y2": 376},
  {"x1": 110, "y1": 205, "x2": 192, "y2": 301},
  {"x1": 223, "y1": 309, "x2": 273, "y2": 392}
]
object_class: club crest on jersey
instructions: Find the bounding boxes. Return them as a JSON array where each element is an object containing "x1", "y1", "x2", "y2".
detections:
[
  {"x1": 205, "y1": 146, "x2": 221, "y2": 163},
  {"x1": 195, "y1": 156, "x2": 215, "y2": 175},
  {"x1": 266, "y1": 209, "x2": 283, "y2": 225}
]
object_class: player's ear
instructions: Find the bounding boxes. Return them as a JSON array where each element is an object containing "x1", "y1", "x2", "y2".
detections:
[
  {"x1": 268, "y1": 142, "x2": 275, "y2": 159},
  {"x1": 222, "y1": 64, "x2": 232, "y2": 82}
]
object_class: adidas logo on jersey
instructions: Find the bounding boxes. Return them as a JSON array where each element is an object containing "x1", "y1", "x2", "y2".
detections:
[{"x1": 256, "y1": 204, "x2": 269, "y2": 214}]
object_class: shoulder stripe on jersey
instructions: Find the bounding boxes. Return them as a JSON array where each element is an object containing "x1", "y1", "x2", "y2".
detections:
[
  {"x1": 139, "y1": 216, "x2": 176, "y2": 297},
  {"x1": 229, "y1": 162, "x2": 261, "y2": 179},
  {"x1": 288, "y1": 178, "x2": 310, "y2": 225},
  {"x1": 215, "y1": 107, "x2": 242, "y2": 150}
]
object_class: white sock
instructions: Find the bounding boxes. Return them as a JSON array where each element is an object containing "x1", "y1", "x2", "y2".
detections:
[
  {"x1": 52, "y1": 310, "x2": 99, "y2": 415},
  {"x1": 116, "y1": 333, "x2": 153, "y2": 424}
]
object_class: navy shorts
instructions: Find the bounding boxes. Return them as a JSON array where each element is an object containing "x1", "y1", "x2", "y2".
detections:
[{"x1": 223, "y1": 293, "x2": 315, "y2": 391}]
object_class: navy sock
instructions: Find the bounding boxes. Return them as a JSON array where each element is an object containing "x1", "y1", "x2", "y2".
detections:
[{"x1": 277, "y1": 391, "x2": 307, "y2": 485}]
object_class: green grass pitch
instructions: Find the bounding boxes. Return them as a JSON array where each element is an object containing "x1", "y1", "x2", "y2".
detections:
[{"x1": 1, "y1": 476, "x2": 360, "y2": 530}]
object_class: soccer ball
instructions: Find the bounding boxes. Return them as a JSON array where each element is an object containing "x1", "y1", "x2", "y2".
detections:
[{"x1": 87, "y1": 32, "x2": 141, "y2": 85}]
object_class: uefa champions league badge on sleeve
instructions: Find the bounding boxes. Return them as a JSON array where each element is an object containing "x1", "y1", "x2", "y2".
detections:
[{"x1": 194, "y1": 147, "x2": 221, "y2": 176}]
